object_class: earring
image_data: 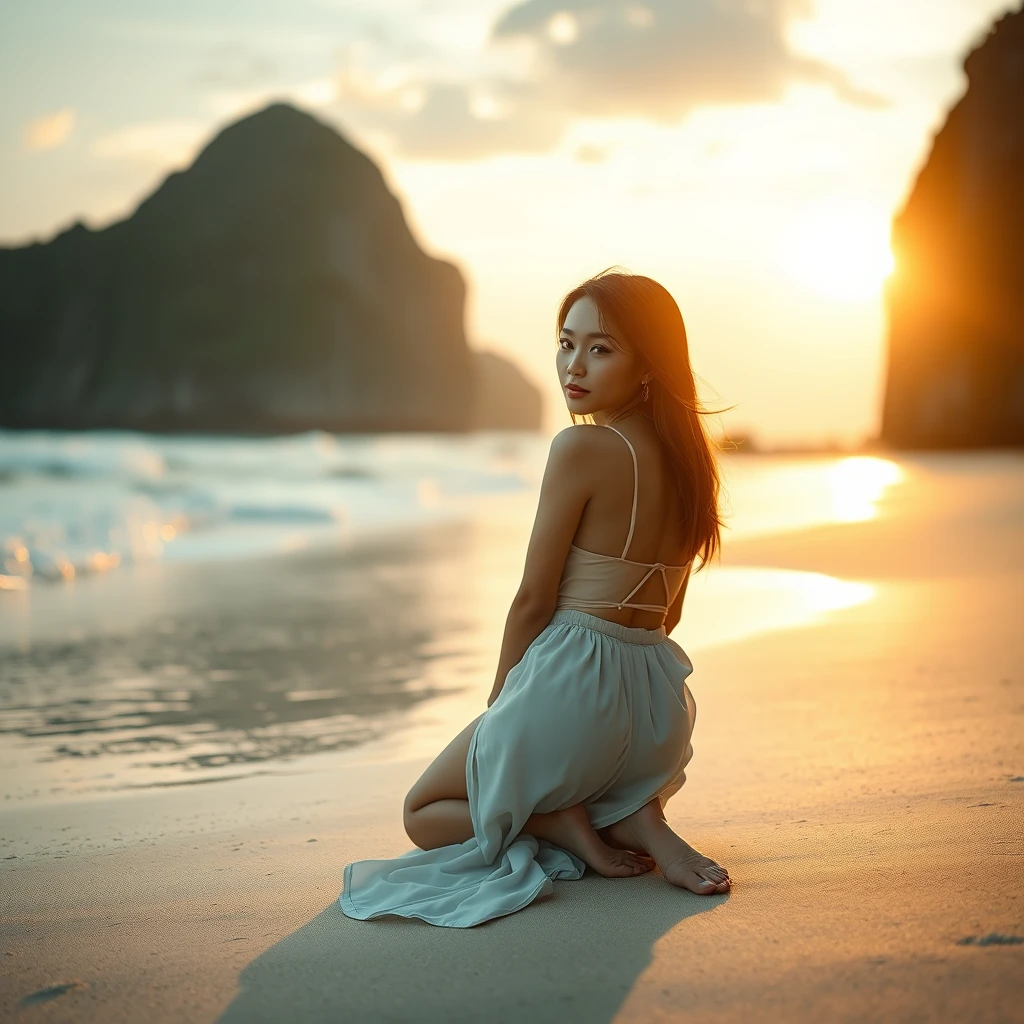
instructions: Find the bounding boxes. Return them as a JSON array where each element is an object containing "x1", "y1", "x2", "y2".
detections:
[{"x1": 641, "y1": 378, "x2": 650, "y2": 402}]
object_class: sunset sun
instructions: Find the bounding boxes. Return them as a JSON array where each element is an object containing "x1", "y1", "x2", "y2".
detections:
[{"x1": 779, "y1": 206, "x2": 896, "y2": 302}]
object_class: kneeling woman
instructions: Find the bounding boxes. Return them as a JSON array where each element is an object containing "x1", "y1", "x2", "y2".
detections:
[{"x1": 341, "y1": 268, "x2": 731, "y2": 928}]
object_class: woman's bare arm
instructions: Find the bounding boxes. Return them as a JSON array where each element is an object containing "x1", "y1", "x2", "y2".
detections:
[{"x1": 487, "y1": 427, "x2": 596, "y2": 707}]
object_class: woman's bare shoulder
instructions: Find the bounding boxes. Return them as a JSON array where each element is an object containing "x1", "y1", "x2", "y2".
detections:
[{"x1": 548, "y1": 423, "x2": 620, "y2": 462}]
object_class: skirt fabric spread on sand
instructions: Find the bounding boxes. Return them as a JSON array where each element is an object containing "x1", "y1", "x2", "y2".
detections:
[{"x1": 339, "y1": 607, "x2": 697, "y2": 928}]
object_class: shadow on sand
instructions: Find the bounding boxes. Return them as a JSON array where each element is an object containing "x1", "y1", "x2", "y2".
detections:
[{"x1": 219, "y1": 873, "x2": 725, "y2": 1023}]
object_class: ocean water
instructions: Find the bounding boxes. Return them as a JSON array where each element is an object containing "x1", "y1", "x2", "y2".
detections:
[
  {"x1": 0, "y1": 428, "x2": 912, "y2": 590},
  {"x1": 0, "y1": 429, "x2": 543, "y2": 587},
  {"x1": 5, "y1": 429, "x2": 1013, "y2": 805}
]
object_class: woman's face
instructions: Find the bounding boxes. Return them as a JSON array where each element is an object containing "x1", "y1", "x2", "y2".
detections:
[{"x1": 556, "y1": 295, "x2": 645, "y2": 416}]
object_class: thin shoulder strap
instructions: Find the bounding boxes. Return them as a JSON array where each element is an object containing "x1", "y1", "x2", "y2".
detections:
[{"x1": 603, "y1": 425, "x2": 638, "y2": 559}]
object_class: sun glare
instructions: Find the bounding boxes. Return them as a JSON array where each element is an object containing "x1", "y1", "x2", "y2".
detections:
[
  {"x1": 779, "y1": 206, "x2": 895, "y2": 302},
  {"x1": 828, "y1": 456, "x2": 904, "y2": 522}
]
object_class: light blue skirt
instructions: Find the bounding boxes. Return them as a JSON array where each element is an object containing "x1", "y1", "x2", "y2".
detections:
[{"x1": 339, "y1": 608, "x2": 697, "y2": 928}]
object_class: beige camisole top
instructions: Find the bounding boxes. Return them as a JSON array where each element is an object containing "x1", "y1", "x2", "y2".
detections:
[{"x1": 555, "y1": 425, "x2": 691, "y2": 615}]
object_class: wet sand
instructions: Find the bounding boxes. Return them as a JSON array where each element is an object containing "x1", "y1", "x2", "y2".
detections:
[{"x1": 2, "y1": 453, "x2": 1022, "y2": 1022}]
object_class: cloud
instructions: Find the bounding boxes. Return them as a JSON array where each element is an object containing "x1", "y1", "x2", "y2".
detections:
[
  {"x1": 331, "y1": 0, "x2": 886, "y2": 159},
  {"x1": 340, "y1": 78, "x2": 566, "y2": 160},
  {"x1": 24, "y1": 108, "x2": 76, "y2": 151},
  {"x1": 91, "y1": 119, "x2": 209, "y2": 166},
  {"x1": 490, "y1": 0, "x2": 887, "y2": 119}
]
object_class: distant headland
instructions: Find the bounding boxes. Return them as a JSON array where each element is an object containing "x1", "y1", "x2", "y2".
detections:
[{"x1": 0, "y1": 102, "x2": 542, "y2": 433}]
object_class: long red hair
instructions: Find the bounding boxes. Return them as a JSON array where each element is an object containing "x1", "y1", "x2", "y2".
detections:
[{"x1": 557, "y1": 267, "x2": 731, "y2": 572}]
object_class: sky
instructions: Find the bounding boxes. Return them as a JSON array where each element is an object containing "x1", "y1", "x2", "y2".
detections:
[{"x1": 1, "y1": 0, "x2": 1017, "y2": 446}]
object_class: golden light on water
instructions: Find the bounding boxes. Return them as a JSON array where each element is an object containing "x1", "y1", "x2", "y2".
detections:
[
  {"x1": 723, "y1": 455, "x2": 905, "y2": 540},
  {"x1": 681, "y1": 566, "x2": 875, "y2": 653},
  {"x1": 827, "y1": 457, "x2": 904, "y2": 522}
]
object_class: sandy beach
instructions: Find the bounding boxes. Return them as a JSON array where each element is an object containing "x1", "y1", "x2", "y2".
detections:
[{"x1": 2, "y1": 450, "x2": 1022, "y2": 1022}]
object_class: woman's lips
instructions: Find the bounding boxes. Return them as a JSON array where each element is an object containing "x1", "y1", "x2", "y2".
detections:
[{"x1": 565, "y1": 384, "x2": 589, "y2": 397}]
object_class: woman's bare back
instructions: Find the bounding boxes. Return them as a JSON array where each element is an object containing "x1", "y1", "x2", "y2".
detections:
[{"x1": 569, "y1": 417, "x2": 691, "y2": 629}]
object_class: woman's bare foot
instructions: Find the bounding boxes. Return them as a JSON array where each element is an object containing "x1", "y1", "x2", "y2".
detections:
[
  {"x1": 524, "y1": 804, "x2": 655, "y2": 878},
  {"x1": 601, "y1": 800, "x2": 731, "y2": 895}
]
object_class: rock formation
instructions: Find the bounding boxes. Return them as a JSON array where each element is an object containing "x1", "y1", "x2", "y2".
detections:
[
  {"x1": 469, "y1": 349, "x2": 544, "y2": 430},
  {"x1": 0, "y1": 102, "x2": 542, "y2": 433},
  {"x1": 881, "y1": 4, "x2": 1024, "y2": 448}
]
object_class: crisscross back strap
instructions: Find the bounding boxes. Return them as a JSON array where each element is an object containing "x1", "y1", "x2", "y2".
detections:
[
  {"x1": 603, "y1": 425, "x2": 638, "y2": 559},
  {"x1": 616, "y1": 564, "x2": 669, "y2": 610}
]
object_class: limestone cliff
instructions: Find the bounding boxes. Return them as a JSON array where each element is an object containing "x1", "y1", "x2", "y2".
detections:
[
  {"x1": 0, "y1": 103, "x2": 542, "y2": 433},
  {"x1": 881, "y1": 5, "x2": 1024, "y2": 448},
  {"x1": 469, "y1": 350, "x2": 544, "y2": 430}
]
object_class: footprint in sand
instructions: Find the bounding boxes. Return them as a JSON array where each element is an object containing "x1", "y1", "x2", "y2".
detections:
[
  {"x1": 19, "y1": 980, "x2": 89, "y2": 1007},
  {"x1": 956, "y1": 933, "x2": 1024, "y2": 947}
]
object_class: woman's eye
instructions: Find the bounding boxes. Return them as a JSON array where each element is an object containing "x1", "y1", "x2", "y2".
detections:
[{"x1": 559, "y1": 339, "x2": 607, "y2": 353}]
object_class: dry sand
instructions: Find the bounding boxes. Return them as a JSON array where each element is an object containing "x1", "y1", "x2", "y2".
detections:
[{"x1": 2, "y1": 454, "x2": 1022, "y2": 1022}]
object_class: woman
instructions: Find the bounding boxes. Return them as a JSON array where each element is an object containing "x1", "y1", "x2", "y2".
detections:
[{"x1": 341, "y1": 268, "x2": 731, "y2": 928}]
